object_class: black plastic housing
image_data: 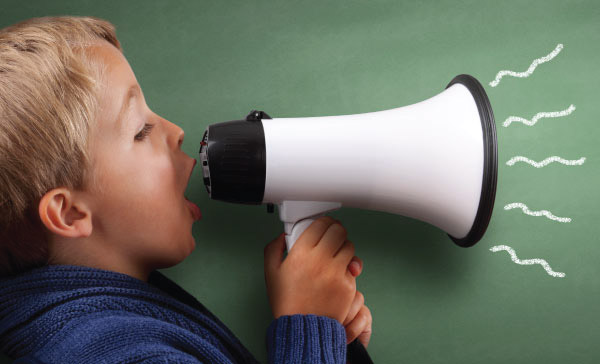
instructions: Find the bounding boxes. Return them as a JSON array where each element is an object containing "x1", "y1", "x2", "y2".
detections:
[{"x1": 201, "y1": 110, "x2": 270, "y2": 205}]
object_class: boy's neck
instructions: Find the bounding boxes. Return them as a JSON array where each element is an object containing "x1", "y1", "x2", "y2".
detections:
[{"x1": 48, "y1": 237, "x2": 152, "y2": 282}]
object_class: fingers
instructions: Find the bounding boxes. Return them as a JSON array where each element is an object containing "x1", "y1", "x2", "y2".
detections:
[
  {"x1": 316, "y1": 219, "x2": 347, "y2": 257},
  {"x1": 264, "y1": 233, "x2": 286, "y2": 278},
  {"x1": 292, "y1": 216, "x2": 339, "y2": 252},
  {"x1": 347, "y1": 256, "x2": 363, "y2": 277},
  {"x1": 342, "y1": 290, "x2": 364, "y2": 326},
  {"x1": 334, "y1": 239, "x2": 355, "y2": 268},
  {"x1": 344, "y1": 305, "x2": 372, "y2": 347},
  {"x1": 357, "y1": 305, "x2": 372, "y2": 348}
]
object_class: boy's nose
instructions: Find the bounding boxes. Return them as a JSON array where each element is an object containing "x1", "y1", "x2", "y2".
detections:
[
  {"x1": 164, "y1": 118, "x2": 184, "y2": 150},
  {"x1": 176, "y1": 127, "x2": 184, "y2": 149}
]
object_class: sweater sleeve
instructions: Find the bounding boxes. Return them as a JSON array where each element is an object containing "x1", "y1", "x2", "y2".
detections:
[
  {"x1": 13, "y1": 352, "x2": 204, "y2": 364},
  {"x1": 266, "y1": 314, "x2": 346, "y2": 364}
]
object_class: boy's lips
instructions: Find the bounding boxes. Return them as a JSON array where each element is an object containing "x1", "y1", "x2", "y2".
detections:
[{"x1": 185, "y1": 196, "x2": 202, "y2": 221}]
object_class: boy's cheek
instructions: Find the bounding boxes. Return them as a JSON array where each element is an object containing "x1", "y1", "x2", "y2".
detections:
[{"x1": 88, "y1": 146, "x2": 192, "y2": 260}]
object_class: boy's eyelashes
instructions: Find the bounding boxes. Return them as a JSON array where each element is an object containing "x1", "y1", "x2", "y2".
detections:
[{"x1": 134, "y1": 123, "x2": 155, "y2": 141}]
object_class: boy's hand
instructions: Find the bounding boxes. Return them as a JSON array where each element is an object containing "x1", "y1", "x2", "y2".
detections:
[
  {"x1": 341, "y1": 256, "x2": 372, "y2": 348},
  {"x1": 264, "y1": 216, "x2": 359, "y2": 324},
  {"x1": 342, "y1": 290, "x2": 372, "y2": 348}
]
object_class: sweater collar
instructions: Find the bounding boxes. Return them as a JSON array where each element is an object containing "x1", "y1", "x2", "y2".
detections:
[
  {"x1": 0, "y1": 264, "x2": 259, "y2": 363},
  {"x1": 0, "y1": 263, "x2": 219, "y2": 325},
  {"x1": 0, "y1": 265, "x2": 202, "y2": 355}
]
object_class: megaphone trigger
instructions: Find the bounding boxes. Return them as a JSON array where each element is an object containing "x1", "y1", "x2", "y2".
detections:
[{"x1": 285, "y1": 218, "x2": 316, "y2": 252}]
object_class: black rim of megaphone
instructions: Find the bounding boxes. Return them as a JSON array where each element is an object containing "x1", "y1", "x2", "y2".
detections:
[{"x1": 445, "y1": 74, "x2": 498, "y2": 248}]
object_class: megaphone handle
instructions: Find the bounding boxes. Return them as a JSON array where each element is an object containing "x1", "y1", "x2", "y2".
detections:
[
  {"x1": 284, "y1": 215, "x2": 323, "y2": 252},
  {"x1": 278, "y1": 200, "x2": 343, "y2": 252},
  {"x1": 347, "y1": 339, "x2": 374, "y2": 364},
  {"x1": 284, "y1": 219, "x2": 375, "y2": 363},
  {"x1": 277, "y1": 201, "x2": 373, "y2": 362}
]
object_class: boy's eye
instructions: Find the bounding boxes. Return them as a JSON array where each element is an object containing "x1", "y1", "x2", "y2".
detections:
[{"x1": 134, "y1": 123, "x2": 154, "y2": 141}]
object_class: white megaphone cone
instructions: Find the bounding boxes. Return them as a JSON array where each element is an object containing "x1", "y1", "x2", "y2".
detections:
[{"x1": 199, "y1": 74, "x2": 497, "y2": 251}]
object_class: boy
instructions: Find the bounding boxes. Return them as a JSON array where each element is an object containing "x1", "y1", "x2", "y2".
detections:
[{"x1": 0, "y1": 16, "x2": 372, "y2": 363}]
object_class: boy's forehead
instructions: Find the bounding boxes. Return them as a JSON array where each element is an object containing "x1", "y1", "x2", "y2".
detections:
[
  {"x1": 89, "y1": 42, "x2": 138, "y2": 132},
  {"x1": 91, "y1": 42, "x2": 135, "y2": 89}
]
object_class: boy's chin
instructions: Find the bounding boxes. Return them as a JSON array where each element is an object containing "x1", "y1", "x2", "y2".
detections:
[{"x1": 152, "y1": 237, "x2": 196, "y2": 269}]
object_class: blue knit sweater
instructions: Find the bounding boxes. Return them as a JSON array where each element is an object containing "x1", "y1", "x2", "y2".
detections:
[{"x1": 0, "y1": 264, "x2": 347, "y2": 363}]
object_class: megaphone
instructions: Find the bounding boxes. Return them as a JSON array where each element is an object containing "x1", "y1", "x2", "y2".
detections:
[{"x1": 199, "y1": 74, "x2": 497, "y2": 251}]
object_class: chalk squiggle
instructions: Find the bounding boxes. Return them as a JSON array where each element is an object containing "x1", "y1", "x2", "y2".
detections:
[
  {"x1": 504, "y1": 202, "x2": 571, "y2": 223},
  {"x1": 502, "y1": 104, "x2": 576, "y2": 127},
  {"x1": 490, "y1": 245, "x2": 565, "y2": 278},
  {"x1": 489, "y1": 43, "x2": 564, "y2": 87},
  {"x1": 506, "y1": 156, "x2": 586, "y2": 168}
]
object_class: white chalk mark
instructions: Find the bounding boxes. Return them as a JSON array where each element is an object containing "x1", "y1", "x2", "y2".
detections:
[
  {"x1": 489, "y1": 43, "x2": 564, "y2": 87},
  {"x1": 504, "y1": 202, "x2": 571, "y2": 223},
  {"x1": 502, "y1": 104, "x2": 575, "y2": 127},
  {"x1": 506, "y1": 156, "x2": 586, "y2": 168},
  {"x1": 490, "y1": 245, "x2": 565, "y2": 278}
]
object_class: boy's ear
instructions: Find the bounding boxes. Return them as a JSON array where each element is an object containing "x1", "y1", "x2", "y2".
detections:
[{"x1": 38, "y1": 188, "x2": 92, "y2": 239}]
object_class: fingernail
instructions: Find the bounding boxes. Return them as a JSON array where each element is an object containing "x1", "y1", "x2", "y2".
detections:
[{"x1": 350, "y1": 261, "x2": 360, "y2": 275}]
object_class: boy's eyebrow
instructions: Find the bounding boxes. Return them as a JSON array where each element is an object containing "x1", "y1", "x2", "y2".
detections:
[{"x1": 115, "y1": 84, "x2": 141, "y2": 129}]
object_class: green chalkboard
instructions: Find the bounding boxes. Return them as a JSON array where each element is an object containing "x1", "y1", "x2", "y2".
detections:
[{"x1": 1, "y1": 1, "x2": 599, "y2": 363}]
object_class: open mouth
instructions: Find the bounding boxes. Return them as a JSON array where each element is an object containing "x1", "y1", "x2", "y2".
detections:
[{"x1": 184, "y1": 159, "x2": 202, "y2": 221}]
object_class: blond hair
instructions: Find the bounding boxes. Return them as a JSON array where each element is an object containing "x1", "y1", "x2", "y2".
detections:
[{"x1": 0, "y1": 16, "x2": 122, "y2": 276}]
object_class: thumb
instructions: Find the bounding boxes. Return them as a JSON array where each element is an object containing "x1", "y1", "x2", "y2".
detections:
[{"x1": 264, "y1": 233, "x2": 286, "y2": 276}]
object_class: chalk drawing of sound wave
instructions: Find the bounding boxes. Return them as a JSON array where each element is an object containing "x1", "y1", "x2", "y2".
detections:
[
  {"x1": 504, "y1": 202, "x2": 571, "y2": 223},
  {"x1": 489, "y1": 43, "x2": 564, "y2": 87},
  {"x1": 506, "y1": 156, "x2": 586, "y2": 168},
  {"x1": 490, "y1": 245, "x2": 565, "y2": 278},
  {"x1": 502, "y1": 104, "x2": 575, "y2": 127}
]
